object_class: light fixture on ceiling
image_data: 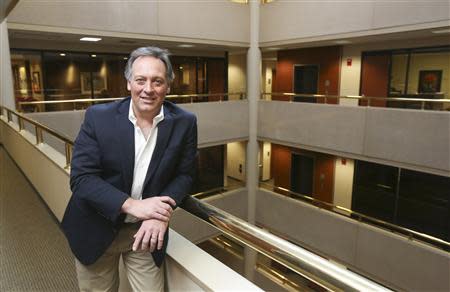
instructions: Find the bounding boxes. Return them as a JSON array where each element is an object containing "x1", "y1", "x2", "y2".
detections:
[
  {"x1": 431, "y1": 29, "x2": 450, "y2": 34},
  {"x1": 123, "y1": 57, "x2": 128, "y2": 60},
  {"x1": 334, "y1": 40, "x2": 352, "y2": 45},
  {"x1": 80, "y1": 37, "x2": 102, "y2": 42},
  {"x1": 230, "y1": 0, "x2": 274, "y2": 3},
  {"x1": 60, "y1": 53, "x2": 66, "y2": 56},
  {"x1": 91, "y1": 54, "x2": 97, "y2": 58},
  {"x1": 178, "y1": 44, "x2": 194, "y2": 48},
  {"x1": 266, "y1": 47, "x2": 281, "y2": 51}
]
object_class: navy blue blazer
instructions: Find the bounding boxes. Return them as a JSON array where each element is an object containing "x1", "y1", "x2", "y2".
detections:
[{"x1": 61, "y1": 97, "x2": 197, "y2": 266}]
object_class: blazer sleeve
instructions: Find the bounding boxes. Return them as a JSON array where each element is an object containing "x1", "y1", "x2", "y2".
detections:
[
  {"x1": 160, "y1": 115, "x2": 198, "y2": 207},
  {"x1": 70, "y1": 107, "x2": 129, "y2": 222}
]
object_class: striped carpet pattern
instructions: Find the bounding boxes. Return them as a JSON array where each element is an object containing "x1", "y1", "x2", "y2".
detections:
[{"x1": 0, "y1": 147, "x2": 78, "y2": 291}]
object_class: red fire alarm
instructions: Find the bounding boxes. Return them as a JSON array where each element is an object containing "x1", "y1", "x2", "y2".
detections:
[
  {"x1": 341, "y1": 158, "x2": 347, "y2": 165},
  {"x1": 347, "y1": 58, "x2": 352, "y2": 66}
]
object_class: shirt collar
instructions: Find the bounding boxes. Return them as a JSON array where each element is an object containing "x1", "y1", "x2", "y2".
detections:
[{"x1": 128, "y1": 101, "x2": 165, "y2": 127}]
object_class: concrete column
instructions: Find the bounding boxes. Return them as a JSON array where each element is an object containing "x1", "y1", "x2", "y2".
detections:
[
  {"x1": 0, "y1": 18, "x2": 15, "y2": 110},
  {"x1": 244, "y1": 0, "x2": 261, "y2": 282}
]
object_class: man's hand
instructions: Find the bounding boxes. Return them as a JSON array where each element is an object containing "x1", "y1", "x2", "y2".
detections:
[
  {"x1": 132, "y1": 219, "x2": 168, "y2": 252},
  {"x1": 121, "y1": 196, "x2": 176, "y2": 221}
]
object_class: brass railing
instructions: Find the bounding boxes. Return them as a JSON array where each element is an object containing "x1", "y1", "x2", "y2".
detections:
[
  {"x1": 259, "y1": 182, "x2": 450, "y2": 251},
  {"x1": 17, "y1": 92, "x2": 246, "y2": 112},
  {"x1": 182, "y1": 195, "x2": 391, "y2": 291},
  {"x1": 262, "y1": 92, "x2": 450, "y2": 111},
  {"x1": 0, "y1": 105, "x2": 73, "y2": 168}
]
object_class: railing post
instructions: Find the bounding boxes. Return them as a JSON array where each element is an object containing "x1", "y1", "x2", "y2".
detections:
[
  {"x1": 421, "y1": 101, "x2": 425, "y2": 110},
  {"x1": 65, "y1": 143, "x2": 72, "y2": 169},
  {"x1": 35, "y1": 127, "x2": 43, "y2": 145},
  {"x1": 18, "y1": 117, "x2": 25, "y2": 131},
  {"x1": 7, "y1": 110, "x2": 12, "y2": 122}
]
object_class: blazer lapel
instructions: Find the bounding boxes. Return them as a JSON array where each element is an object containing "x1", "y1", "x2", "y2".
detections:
[
  {"x1": 142, "y1": 110, "x2": 174, "y2": 190},
  {"x1": 115, "y1": 99, "x2": 135, "y2": 194}
]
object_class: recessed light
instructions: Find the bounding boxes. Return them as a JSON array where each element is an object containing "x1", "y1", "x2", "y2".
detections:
[
  {"x1": 123, "y1": 57, "x2": 128, "y2": 60},
  {"x1": 334, "y1": 40, "x2": 351, "y2": 44},
  {"x1": 178, "y1": 44, "x2": 194, "y2": 48},
  {"x1": 60, "y1": 53, "x2": 66, "y2": 56},
  {"x1": 431, "y1": 29, "x2": 450, "y2": 34},
  {"x1": 80, "y1": 37, "x2": 102, "y2": 42},
  {"x1": 91, "y1": 54, "x2": 97, "y2": 57}
]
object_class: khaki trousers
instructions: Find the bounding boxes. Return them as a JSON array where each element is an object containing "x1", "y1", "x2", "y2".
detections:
[{"x1": 75, "y1": 223, "x2": 164, "y2": 292}]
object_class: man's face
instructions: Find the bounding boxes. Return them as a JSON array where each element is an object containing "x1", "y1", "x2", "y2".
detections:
[{"x1": 127, "y1": 56, "x2": 170, "y2": 118}]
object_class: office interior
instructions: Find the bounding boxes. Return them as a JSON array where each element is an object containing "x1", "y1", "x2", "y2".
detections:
[{"x1": 1, "y1": 1, "x2": 449, "y2": 291}]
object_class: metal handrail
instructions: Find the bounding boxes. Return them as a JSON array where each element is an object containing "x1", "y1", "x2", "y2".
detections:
[
  {"x1": 259, "y1": 182, "x2": 450, "y2": 250},
  {"x1": 262, "y1": 92, "x2": 450, "y2": 110},
  {"x1": 0, "y1": 105, "x2": 73, "y2": 168},
  {"x1": 0, "y1": 105, "x2": 397, "y2": 290},
  {"x1": 17, "y1": 92, "x2": 246, "y2": 112},
  {"x1": 181, "y1": 195, "x2": 391, "y2": 291}
]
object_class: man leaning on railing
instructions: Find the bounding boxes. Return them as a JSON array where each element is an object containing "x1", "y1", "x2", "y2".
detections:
[{"x1": 61, "y1": 46, "x2": 198, "y2": 291}]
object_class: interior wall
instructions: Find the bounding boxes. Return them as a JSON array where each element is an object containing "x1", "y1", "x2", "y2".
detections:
[
  {"x1": 8, "y1": 1, "x2": 249, "y2": 45},
  {"x1": 226, "y1": 141, "x2": 246, "y2": 182},
  {"x1": 333, "y1": 158, "x2": 355, "y2": 210},
  {"x1": 407, "y1": 52, "x2": 450, "y2": 98},
  {"x1": 339, "y1": 37, "x2": 450, "y2": 98},
  {"x1": 360, "y1": 53, "x2": 390, "y2": 106},
  {"x1": 274, "y1": 46, "x2": 341, "y2": 98},
  {"x1": 260, "y1": 1, "x2": 449, "y2": 44},
  {"x1": 261, "y1": 142, "x2": 271, "y2": 181},
  {"x1": 271, "y1": 143, "x2": 335, "y2": 203},
  {"x1": 228, "y1": 53, "x2": 247, "y2": 99},
  {"x1": 1, "y1": 19, "x2": 15, "y2": 110}
]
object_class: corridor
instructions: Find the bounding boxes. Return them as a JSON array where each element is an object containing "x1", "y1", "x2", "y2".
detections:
[{"x1": 0, "y1": 147, "x2": 77, "y2": 291}]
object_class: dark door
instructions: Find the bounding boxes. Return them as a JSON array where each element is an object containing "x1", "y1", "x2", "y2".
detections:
[
  {"x1": 291, "y1": 153, "x2": 314, "y2": 195},
  {"x1": 294, "y1": 65, "x2": 318, "y2": 103}
]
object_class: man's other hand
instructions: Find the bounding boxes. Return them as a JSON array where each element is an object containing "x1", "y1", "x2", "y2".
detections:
[
  {"x1": 132, "y1": 219, "x2": 168, "y2": 252},
  {"x1": 121, "y1": 196, "x2": 176, "y2": 221}
]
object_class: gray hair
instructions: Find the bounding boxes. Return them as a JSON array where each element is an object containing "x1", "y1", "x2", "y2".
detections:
[{"x1": 124, "y1": 46, "x2": 175, "y2": 83}]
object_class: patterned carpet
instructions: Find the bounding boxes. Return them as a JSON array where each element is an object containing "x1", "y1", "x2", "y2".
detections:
[{"x1": 0, "y1": 147, "x2": 78, "y2": 291}]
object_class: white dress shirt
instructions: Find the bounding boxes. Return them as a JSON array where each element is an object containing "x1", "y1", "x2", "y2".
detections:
[{"x1": 125, "y1": 103, "x2": 164, "y2": 223}]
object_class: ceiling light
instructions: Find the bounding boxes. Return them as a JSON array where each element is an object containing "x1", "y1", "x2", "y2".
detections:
[
  {"x1": 123, "y1": 57, "x2": 128, "y2": 60},
  {"x1": 91, "y1": 54, "x2": 97, "y2": 57},
  {"x1": 178, "y1": 44, "x2": 194, "y2": 48},
  {"x1": 266, "y1": 47, "x2": 281, "y2": 51},
  {"x1": 80, "y1": 37, "x2": 102, "y2": 42},
  {"x1": 334, "y1": 40, "x2": 351, "y2": 44},
  {"x1": 60, "y1": 53, "x2": 66, "y2": 56},
  {"x1": 431, "y1": 29, "x2": 450, "y2": 34}
]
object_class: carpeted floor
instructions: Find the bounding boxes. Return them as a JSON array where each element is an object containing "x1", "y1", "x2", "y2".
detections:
[{"x1": 0, "y1": 147, "x2": 78, "y2": 291}]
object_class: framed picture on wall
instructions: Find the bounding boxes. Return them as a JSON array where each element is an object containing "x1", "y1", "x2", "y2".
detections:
[
  {"x1": 418, "y1": 70, "x2": 442, "y2": 93},
  {"x1": 32, "y1": 72, "x2": 41, "y2": 94},
  {"x1": 80, "y1": 72, "x2": 107, "y2": 94}
]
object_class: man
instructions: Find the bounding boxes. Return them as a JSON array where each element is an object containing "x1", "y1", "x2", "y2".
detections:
[{"x1": 61, "y1": 47, "x2": 197, "y2": 291}]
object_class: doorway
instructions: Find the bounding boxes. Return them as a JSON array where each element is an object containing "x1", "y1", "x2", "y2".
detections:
[
  {"x1": 293, "y1": 65, "x2": 319, "y2": 103},
  {"x1": 290, "y1": 153, "x2": 314, "y2": 195}
]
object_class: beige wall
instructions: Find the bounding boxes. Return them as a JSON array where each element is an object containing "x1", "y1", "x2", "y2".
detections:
[
  {"x1": 333, "y1": 158, "x2": 355, "y2": 210},
  {"x1": 228, "y1": 53, "x2": 247, "y2": 98},
  {"x1": 407, "y1": 52, "x2": 450, "y2": 98},
  {"x1": 227, "y1": 141, "x2": 246, "y2": 181},
  {"x1": 1, "y1": 19, "x2": 14, "y2": 109},
  {"x1": 260, "y1": 1, "x2": 449, "y2": 45},
  {"x1": 8, "y1": 1, "x2": 249, "y2": 46}
]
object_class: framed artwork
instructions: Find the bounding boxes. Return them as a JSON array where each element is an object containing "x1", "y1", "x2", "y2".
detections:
[
  {"x1": 418, "y1": 70, "x2": 442, "y2": 93},
  {"x1": 80, "y1": 72, "x2": 107, "y2": 94},
  {"x1": 32, "y1": 72, "x2": 41, "y2": 94}
]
